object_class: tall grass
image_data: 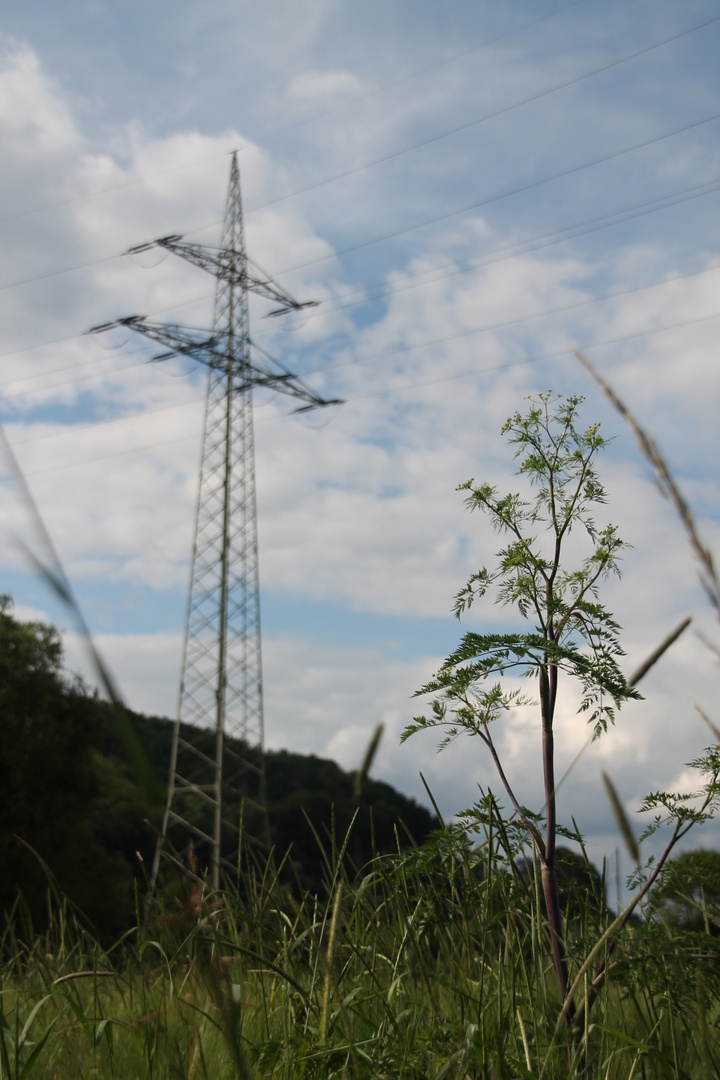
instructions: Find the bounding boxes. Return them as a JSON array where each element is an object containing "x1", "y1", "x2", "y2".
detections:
[
  {"x1": 2, "y1": 383, "x2": 719, "y2": 1077},
  {"x1": 2, "y1": 806, "x2": 718, "y2": 1079}
]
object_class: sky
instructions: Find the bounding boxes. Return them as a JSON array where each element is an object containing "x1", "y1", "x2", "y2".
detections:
[{"x1": 1, "y1": 0, "x2": 719, "y2": 887}]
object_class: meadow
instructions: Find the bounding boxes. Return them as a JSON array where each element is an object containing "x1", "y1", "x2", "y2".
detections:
[
  {"x1": 2, "y1": 374, "x2": 719, "y2": 1079},
  {"x1": 1, "y1": 806, "x2": 719, "y2": 1079}
]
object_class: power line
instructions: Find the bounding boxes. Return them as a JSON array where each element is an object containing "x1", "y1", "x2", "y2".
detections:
[
  {"x1": 275, "y1": 177, "x2": 720, "y2": 326},
  {"x1": 269, "y1": 114, "x2": 720, "y2": 276},
  {"x1": 0, "y1": 151, "x2": 234, "y2": 229},
  {"x1": 3, "y1": 306, "x2": 717, "y2": 482},
  {"x1": 266, "y1": 0, "x2": 594, "y2": 141},
  {"x1": 4, "y1": 257, "x2": 719, "y2": 424},
  {"x1": 1, "y1": 112, "x2": 716, "y2": 374},
  {"x1": 2, "y1": 254, "x2": 718, "y2": 410},
  {"x1": 1, "y1": 11, "x2": 715, "y2": 240},
  {"x1": 349, "y1": 310, "x2": 720, "y2": 404},
  {"x1": 244, "y1": 14, "x2": 720, "y2": 216},
  {"x1": 0, "y1": 345, "x2": 140, "y2": 385},
  {"x1": 0, "y1": 251, "x2": 125, "y2": 293},
  {"x1": 6, "y1": 2, "x2": 574, "y2": 235},
  {"x1": 5, "y1": 395, "x2": 205, "y2": 449},
  {"x1": 303, "y1": 261, "x2": 720, "y2": 377},
  {"x1": 1, "y1": 110, "x2": 716, "y2": 309},
  {"x1": 0, "y1": 351, "x2": 162, "y2": 402},
  {"x1": 0, "y1": 289, "x2": 213, "y2": 362},
  {"x1": 0, "y1": 0, "x2": 602, "y2": 232},
  {"x1": 0, "y1": 426, "x2": 200, "y2": 479},
  {"x1": 148, "y1": 175, "x2": 720, "y2": 334}
]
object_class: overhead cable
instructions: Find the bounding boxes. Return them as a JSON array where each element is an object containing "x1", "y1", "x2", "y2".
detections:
[
  {"x1": 2, "y1": 306, "x2": 717, "y2": 482},
  {"x1": 243, "y1": 15, "x2": 720, "y2": 215},
  {"x1": 2, "y1": 261, "x2": 718, "y2": 411},
  {"x1": 0, "y1": 11, "x2": 715, "y2": 233},
  {"x1": 0, "y1": 1, "x2": 592, "y2": 229},
  {"x1": 1, "y1": 110, "x2": 717, "y2": 301}
]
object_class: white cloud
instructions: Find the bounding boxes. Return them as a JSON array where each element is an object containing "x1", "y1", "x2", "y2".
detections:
[
  {"x1": 63, "y1": 629, "x2": 182, "y2": 717},
  {"x1": 0, "y1": 16, "x2": 718, "y2": 875},
  {"x1": 288, "y1": 69, "x2": 368, "y2": 102},
  {"x1": 0, "y1": 40, "x2": 80, "y2": 158}
]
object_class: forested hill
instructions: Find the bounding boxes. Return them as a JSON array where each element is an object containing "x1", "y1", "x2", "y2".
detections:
[
  {"x1": 104, "y1": 711, "x2": 438, "y2": 895},
  {"x1": 0, "y1": 598, "x2": 436, "y2": 940}
]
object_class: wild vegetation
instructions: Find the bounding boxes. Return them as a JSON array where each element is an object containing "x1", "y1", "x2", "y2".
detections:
[
  {"x1": 1, "y1": 388, "x2": 719, "y2": 1078},
  {"x1": 0, "y1": 596, "x2": 435, "y2": 938}
]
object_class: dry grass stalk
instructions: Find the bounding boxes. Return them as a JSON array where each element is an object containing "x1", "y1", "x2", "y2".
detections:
[
  {"x1": 575, "y1": 350, "x2": 720, "y2": 619},
  {"x1": 694, "y1": 702, "x2": 720, "y2": 744},
  {"x1": 320, "y1": 880, "x2": 343, "y2": 1047},
  {"x1": 602, "y1": 771, "x2": 640, "y2": 864},
  {"x1": 353, "y1": 723, "x2": 384, "y2": 800},
  {"x1": 626, "y1": 616, "x2": 692, "y2": 687}
]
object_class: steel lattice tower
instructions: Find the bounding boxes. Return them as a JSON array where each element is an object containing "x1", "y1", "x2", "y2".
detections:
[{"x1": 91, "y1": 153, "x2": 339, "y2": 890}]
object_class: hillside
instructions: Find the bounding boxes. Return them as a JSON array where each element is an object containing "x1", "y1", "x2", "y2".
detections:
[{"x1": 0, "y1": 598, "x2": 436, "y2": 939}]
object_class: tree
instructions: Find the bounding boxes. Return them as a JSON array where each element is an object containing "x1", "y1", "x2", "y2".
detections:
[
  {"x1": 0, "y1": 596, "x2": 137, "y2": 940},
  {"x1": 0, "y1": 596, "x2": 437, "y2": 935},
  {"x1": 403, "y1": 393, "x2": 638, "y2": 1007},
  {"x1": 649, "y1": 849, "x2": 720, "y2": 934}
]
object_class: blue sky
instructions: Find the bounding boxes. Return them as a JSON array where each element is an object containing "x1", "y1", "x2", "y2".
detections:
[{"x1": 1, "y1": 0, "x2": 719, "y2": 880}]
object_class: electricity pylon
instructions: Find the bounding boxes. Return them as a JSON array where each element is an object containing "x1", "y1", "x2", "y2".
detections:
[{"x1": 91, "y1": 153, "x2": 339, "y2": 891}]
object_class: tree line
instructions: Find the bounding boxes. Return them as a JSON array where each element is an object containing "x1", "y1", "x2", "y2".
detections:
[{"x1": 0, "y1": 596, "x2": 437, "y2": 940}]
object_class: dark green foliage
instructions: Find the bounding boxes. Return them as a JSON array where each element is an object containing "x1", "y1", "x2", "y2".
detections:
[
  {"x1": 265, "y1": 750, "x2": 435, "y2": 893},
  {"x1": 101, "y1": 714, "x2": 437, "y2": 897},
  {"x1": 1, "y1": 598, "x2": 718, "y2": 1076},
  {"x1": 516, "y1": 845, "x2": 606, "y2": 921},
  {"x1": 649, "y1": 849, "x2": 720, "y2": 933},
  {"x1": 554, "y1": 846, "x2": 605, "y2": 919},
  {"x1": 0, "y1": 596, "x2": 137, "y2": 941},
  {"x1": 0, "y1": 599, "x2": 436, "y2": 939}
]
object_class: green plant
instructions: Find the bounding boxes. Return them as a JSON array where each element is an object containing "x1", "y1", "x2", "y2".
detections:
[
  {"x1": 403, "y1": 391, "x2": 720, "y2": 1050},
  {"x1": 404, "y1": 391, "x2": 638, "y2": 1013}
]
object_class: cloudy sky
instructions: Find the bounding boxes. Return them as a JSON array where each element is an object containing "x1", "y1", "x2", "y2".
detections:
[{"x1": 1, "y1": 0, "x2": 719, "y2": 883}]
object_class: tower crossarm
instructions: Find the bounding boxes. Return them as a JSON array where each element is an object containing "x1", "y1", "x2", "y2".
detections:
[
  {"x1": 246, "y1": 338, "x2": 342, "y2": 411},
  {"x1": 89, "y1": 315, "x2": 342, "y2": 413},
  {"x1": 88, "y1": 315, "x2": 221, "y2": 363},
  {"x1": 127, "y1": 235, "x2": 319, "y2": 318}
]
